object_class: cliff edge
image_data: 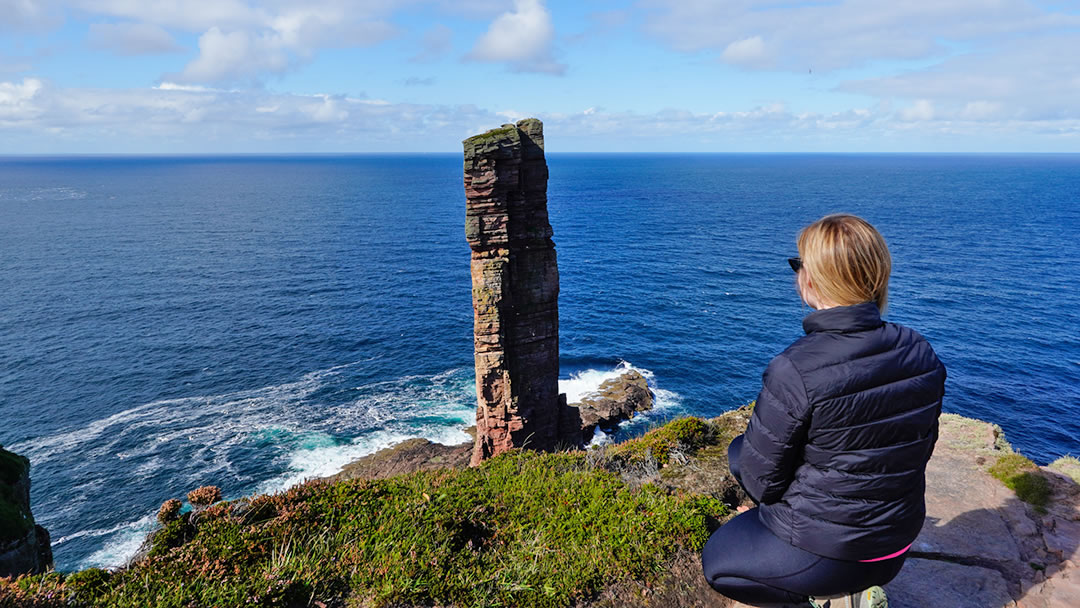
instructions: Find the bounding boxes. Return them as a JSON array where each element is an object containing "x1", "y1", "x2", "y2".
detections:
[
  {"x1": 2, "y1": 411, "x2": 1076, "y2": 607},
  {"x1": 0, "y1": 446, "x2": 52, "y2": 579}
]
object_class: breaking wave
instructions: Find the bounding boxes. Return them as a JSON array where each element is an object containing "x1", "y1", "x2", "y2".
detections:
[{"x1": 13, "y1": 359, "x2": 678, "y2": 570}]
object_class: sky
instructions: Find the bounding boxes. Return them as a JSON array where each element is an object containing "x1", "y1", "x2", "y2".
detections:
[{"x1": 1, "y1": 0, "x2": 1079, "y2": 153}]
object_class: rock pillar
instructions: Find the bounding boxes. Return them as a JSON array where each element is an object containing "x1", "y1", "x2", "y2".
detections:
[{"x1": 464, "y1": 119, "x2": 575, "y2": 465}]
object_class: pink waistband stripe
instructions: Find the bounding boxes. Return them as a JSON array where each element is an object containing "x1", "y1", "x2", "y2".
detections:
[{"x1": 859, "y1": 542, "x2": 912, "y2": 562}]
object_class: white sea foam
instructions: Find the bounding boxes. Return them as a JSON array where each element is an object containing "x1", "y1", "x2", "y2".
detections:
[
  {"x1": 73, "y1": 513, "x2": 157, "y2": 571},
  {"x1": 560, "y1": 361, "x2": 680, "y2": 412},
  {"x1": 20, "y1": 360, "x2": 675, "y2": 570},
  {"x1": 587, "y1": 427, "x2": 613, "y2": 448},
  {"x1": 0, "y1": 187, "x2": 89, "y2": 202},
  {"x1": 51, "y1": 516, "x2": 149, "y2": 548},
  {"x1": 13, "y1": 362, "x2": 477, "y2": 570},
  {"x1": 255, "y1": 424, "x2": 472, "y2": 495},
  {"x1": 562, "y1": 360, "x2": 682, "y2": 444}
]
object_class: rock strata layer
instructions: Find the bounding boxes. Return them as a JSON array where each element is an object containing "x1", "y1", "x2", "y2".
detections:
[
  {"x1": 464, "y1": 119, "x2": 577, "y2": 465},
  {"x1": 0, "y1": 447, "x2": 52, "y2": 578}
]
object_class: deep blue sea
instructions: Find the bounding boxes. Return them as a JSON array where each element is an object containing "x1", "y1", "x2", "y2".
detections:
[{"x1": 1, "y1": 154, "x2": 1078, "y2": 571}]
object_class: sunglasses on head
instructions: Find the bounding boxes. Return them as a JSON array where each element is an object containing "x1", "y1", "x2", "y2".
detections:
[{"x1": 788, "y1": 257, "x2": 802, "y2": 273}]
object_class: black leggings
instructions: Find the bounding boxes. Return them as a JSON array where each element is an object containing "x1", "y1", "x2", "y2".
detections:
[{"x1": 700, "y1": 436, "x2": 906, "y2": 605}]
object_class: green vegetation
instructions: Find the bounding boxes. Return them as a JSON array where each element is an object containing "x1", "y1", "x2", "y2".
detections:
[
  {"x1": 988, "y1": 453, "x2": 1051, "y2": 512},
  {"x1": 0, "y1": 441, "x2": 728, "y2": 608},
  {"x1": 463, "y1": 125, "x2": 519, "y2": 153},
  {"x1": 1048, "y1": 455, "x2": 1080, "y2": 484},
  {"x1": 0, "y1": 446, "x2": 33, "y2": 543},
  {"x1": 603, "y1": 417, "x2": 712, "y2": 467}
]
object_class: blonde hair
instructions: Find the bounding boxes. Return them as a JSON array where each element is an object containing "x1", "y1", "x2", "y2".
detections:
[{"x1": 797, "y1": 214, "x2": 891, "y2": 312}]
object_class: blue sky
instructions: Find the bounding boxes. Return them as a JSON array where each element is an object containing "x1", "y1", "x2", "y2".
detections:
[{"x1": 2, "y1": 0, "x2": 1079, "y2": 153}]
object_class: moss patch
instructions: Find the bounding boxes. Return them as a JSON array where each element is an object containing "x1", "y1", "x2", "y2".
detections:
[
  {"x1": 988, "y1": 453, "x2": 1051, "y2": 512},
  {"x1": 604, "y1": 417, "x2": 711, "y2": 468}
]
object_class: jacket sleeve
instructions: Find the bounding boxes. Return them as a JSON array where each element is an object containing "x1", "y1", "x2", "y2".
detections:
[
  {"x1": 738, "y1": 353, "x2": 812, "y2": 504},
  {"x1": 925, "y1": 358, "x2": 947, "y2": 461}
]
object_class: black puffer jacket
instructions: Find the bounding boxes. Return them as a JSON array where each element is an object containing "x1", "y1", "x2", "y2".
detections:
[{"x1": 738, "y1": 302, "x2": 946, "y2": 561}]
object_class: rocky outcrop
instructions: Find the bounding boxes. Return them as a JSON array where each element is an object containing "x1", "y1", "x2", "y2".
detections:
[
  {"x1": 573, "y1": 369, "x2": 655, "y2": 443},
  {"x1": 330, "y1": 438, "x2": 472, "y2": 482},
  {"x1": 0, "y1": 447, "x2": 52, "y2": 578},
  {"x1": 887, "y1": 415, "x2": 1080, "y2": 608},
  {"x1": 464, "y1": 119, "x2": 577, "y2": 465}
]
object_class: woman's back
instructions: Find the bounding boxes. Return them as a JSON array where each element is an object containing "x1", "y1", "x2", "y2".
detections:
[
  {"x1": 702, "y1": 214, "x2": 944, "y2": 607},
  {"x1": 740, "y1": 301, "x2": 946, "y2": 560}
]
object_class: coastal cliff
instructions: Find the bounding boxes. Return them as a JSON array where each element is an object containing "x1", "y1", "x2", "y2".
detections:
[
  {"x1": 3, "y1": 408, "x2": 1077, "y2": 607},
  {"x1": 0, "y1": 446, "x2": 52, "y2": 579}
]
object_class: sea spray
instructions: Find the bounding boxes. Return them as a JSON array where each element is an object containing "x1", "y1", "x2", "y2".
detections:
[{"x1": 19, "y1": 359, "x2": 679, "y2": 570}]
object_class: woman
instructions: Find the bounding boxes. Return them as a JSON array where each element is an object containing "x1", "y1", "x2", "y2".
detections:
[{"x1": 701, "y1": 214, "x2": 946, "y2": 608}]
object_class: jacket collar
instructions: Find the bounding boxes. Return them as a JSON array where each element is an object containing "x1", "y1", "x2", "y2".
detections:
[{"x1": 803, "y1": 301, "x2": 884, "y2": 334}]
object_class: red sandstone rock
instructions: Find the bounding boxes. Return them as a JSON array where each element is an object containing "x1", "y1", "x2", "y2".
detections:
[{"x1": 463, "y1": 119, "x2": 578, "y2": 465}]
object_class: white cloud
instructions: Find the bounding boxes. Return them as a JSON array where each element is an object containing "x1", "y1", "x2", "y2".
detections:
[
  {"x1": 960, "y1": 101, "x2": 1003, "y2": 121},
  {"x1": 899, "y1": 99, "x2": 935, "y2": 122},
  {"x1": 166, "y1": 5, "x2": 398, "y2": 83},
  {"x1": 641, "y1": 0, "x2": 1080, "y2": 71},
  {"x1": 841, "y1": 35, "x2": 1080, "y2": 122},
  {"x1": 720, "y1": 36, "x2": 770, "y2": 68},
  {"x1": 467, "y1": 0, "x2": 565, "y2": 75},
  {"x1": 87, "y1": 22, "x2": 184, "y2": 55},
  {"x1": 71, "y1": 0, "x2": 263, "y2": 32},
  {"x1": 0, "y1": 77, "x2": 504, "y2": 151},
  {"x1": 27, "y1": 1, "x2": 399, "y2": 84},
  {"x1": 495, "y1": 109, "x2": 524, "y2": 121},
  {"x1": 155, "y1": 81, "x2": 220, "y2": 92},
  {"x1": 174, "y1": 27, "x2": 291, "y2": 83},
  {"x1": 0, "y1": 77, "x2": 44, "y2": 123},
  {"x1": 9, "y1": 75, "x2": 1078, "y2": 153},
  {"x1": 0, "y1": 0, "x2": 61, "y2": 31}
]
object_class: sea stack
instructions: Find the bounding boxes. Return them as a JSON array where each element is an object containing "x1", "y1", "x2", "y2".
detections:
[{"x1": 463, "y1": 119, "x2": 577, "y2": 465}]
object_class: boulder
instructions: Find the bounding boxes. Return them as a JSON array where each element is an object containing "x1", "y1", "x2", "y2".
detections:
[
  {"x1": 0, "y1": 446, "x2": 52, "y2": 578},
  {"x1": 572, "y1": 369, "x2": 655, "y2": 443}
]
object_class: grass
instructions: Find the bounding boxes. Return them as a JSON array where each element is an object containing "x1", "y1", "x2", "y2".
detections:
[
  {"x1": 988, "y1": 453, "x2": 1051, "y2": 513},
  {"x1": 8, "y1": 406, "x2": 1055, "y2": 608},
  {"x1": 0, "y1": 445, "x2": 727, "y2": 608},
  {"x1": 0, "y1": 446, "x2": 33, "y2": 543},
  {"x1": 1048, "y1": 455, "x2": 1080, "y2": 484},
  {"x1": 602, "y1": 417, "x2": 712, "y2": 467}
]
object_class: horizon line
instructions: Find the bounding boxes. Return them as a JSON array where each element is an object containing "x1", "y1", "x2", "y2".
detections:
[{"x1": 2, "y1": 151, "x2": 1080, "y2": 159}]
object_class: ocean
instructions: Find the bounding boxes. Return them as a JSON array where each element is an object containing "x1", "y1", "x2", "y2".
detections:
[{"x1": 1, "y1": 154, "x2": 1078, "y2": 571}]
